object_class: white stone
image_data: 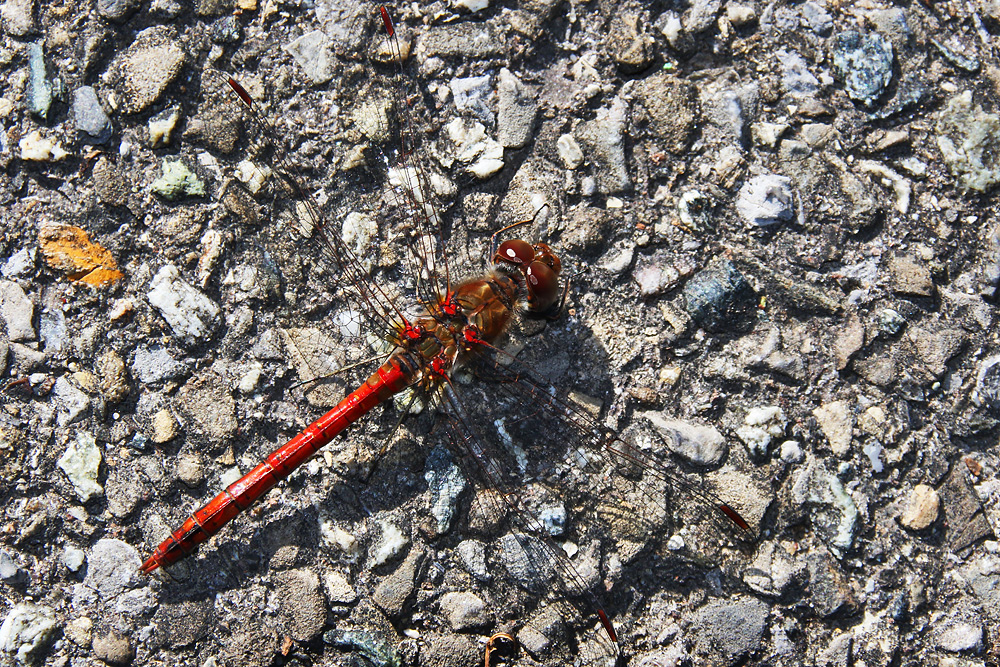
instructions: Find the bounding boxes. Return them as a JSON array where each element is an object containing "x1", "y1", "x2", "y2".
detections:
[
  {"x1": 147, "y1": 264, "x2": 221, "y2": 342},
  {"x1": 18, "y1": 130, "x2": 69, "y2": 161},
  {"x1": 58, "y1": 432, "x2": 103, "y2": 502},
  {"x1": 556, "y1": 133, "x2": 584, "y2": 169},
  {"x1": 453, "y1": 0, "x2": 488, "y2": 11},
  {"x1": 370, "y1": 521, "x2": 408, "y2": 567}
]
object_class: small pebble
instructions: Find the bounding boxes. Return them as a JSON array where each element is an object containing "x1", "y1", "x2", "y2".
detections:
[
  {"x1": 72, "y1": 86, "x2": 112, "y2": 143},
  {"x1": 831, "y1": 30, "x2": 894, "y2": 106},
  {"x1": 736, "y1": 174, "x2": 795, "y2": 226},
  {"x1": 899, "y1": 483, "x2": 939, "y2": 530},
  {"x1": 150, "y1": 409, "x2": 179, "y2": 443},
  {"x1": 175, "y1": 452, "x2": 205, "y2": 487},
  {"x1": 150, "y1": 159, "x2": 206, "y2": 200}
]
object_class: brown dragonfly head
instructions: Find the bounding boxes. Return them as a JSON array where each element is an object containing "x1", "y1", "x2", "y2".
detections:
[{"x1": 493, "y1": 239, "x2": 563, "y2": 314}]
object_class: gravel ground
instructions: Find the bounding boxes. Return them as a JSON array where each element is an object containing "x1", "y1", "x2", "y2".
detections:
[{"x1": 2, "y1": 0, "x2": 1000, "y2": 665}]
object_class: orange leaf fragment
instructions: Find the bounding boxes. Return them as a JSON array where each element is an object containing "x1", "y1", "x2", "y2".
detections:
[{"x1": 38, "y1": 224, "x2": 124, "y2": 287}]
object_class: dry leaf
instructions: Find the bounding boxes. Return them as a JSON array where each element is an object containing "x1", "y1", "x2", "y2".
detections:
[{"x1": 38, "y1": 223, "x2": 124, "y2": 287}]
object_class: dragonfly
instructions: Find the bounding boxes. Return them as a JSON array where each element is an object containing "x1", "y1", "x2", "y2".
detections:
[{"x1": 141, "y1": 3, "x2": 755, "y2": 664}]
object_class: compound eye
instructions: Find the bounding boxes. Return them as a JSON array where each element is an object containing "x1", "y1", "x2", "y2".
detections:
[
  {"x1": 525, "y1": 261, "x2": 559, "y2": 312},
  {"x1": 532, "y1": 242, "x2": 561, "y2": 275},
  {"x1": 495, "y1": 239, "x2": 534, "y2": 268}
]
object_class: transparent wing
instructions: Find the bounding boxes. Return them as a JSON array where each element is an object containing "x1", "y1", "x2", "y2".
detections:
[
  {"x1": 202, "y1": 3, "x2": 454, "y2": 399},
  {"x1": 430, "y1": 341, "x2": 757, "y2": 663},
  {"x1": 440, "y1": 382, "x2": 621, "y2": 667}
]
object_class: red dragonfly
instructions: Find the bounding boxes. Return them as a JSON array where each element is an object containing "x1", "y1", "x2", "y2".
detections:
[{"x1": 141, "y1": 3, "x2": 754, "y2": 664}]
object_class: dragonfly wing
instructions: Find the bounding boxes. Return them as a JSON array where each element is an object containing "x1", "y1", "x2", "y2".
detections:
[{"x1": 438, "y1": 380, "x2": 621, "y2": 667}]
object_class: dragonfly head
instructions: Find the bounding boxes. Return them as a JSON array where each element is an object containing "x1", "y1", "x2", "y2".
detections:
[{"x1": 493, "y1": 239, "x2": 562, "y2": 313}]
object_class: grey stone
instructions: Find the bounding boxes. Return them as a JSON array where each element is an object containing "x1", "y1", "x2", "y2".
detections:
[
  {"x1": 800, "y1": 1, "x2": 832, "y2": 35},
  {"x1": 175, "y1": 451, "x2": 204, "y2": 487},
  {"x1": 51, "y1": 376, "x2": 90, "y2": 427},
  {"x1": 9, "y1": 344, "x2": 45, "y2": 375},
  {"x1": 220, "y1": 625, "x2": 280, "y2": 667},
  {"x1": 744, "y1": 541, "x2": 807, "y2": 598},
  {"x1": 439, "y1": 591, "x2": 492, "y2": 631},
  {"x1": 61, "y1": 546, "x2": 85, "y2": 572},
  {"x1": 451, "y1": 74, "x2": 493, "y2": 125},
  {"x1": 91, "y1": 627, "x2": 133, "y2": 665},
  {"x1": 424, "y1": 446, "x2": 466, "y2": 535},
  {"x1": 497, "y1": 533, "x2": 555, "y2": 591},
  {"x1": 932, "y1": 35, "x2": 980, "y2": 73},
  {"x1": 777, "y1": 49, "x2": 819, "y2": 98},
  {"x1": 456, "y1": 540, "x2": 489, "y2": 582},
  {"x1": 323, "y1": 571, "x2": 358, "y2": 605},
  {"x1": 517, "y1": 606, "x2": 566, "y2": 656},
  {"x1": 538, "y1": 503, "x2": 566, "y2": 536},
  {"x1": 936, "y1": 91, "x2": 1000, "y2": 193},
  {"x1": 210, "y1": 14, "x2": 241, "y2": 44},
  {"x1": 805, "y1": 549, "x2": 856, "y2": 617},
  {"x1": 323, "y1": 628, "x2": 400, "y2": 667},
  {"x1": 937, "y1": 467, "x2": 994, "y2": 553},
  {"x1": 93, "y1": 157, "x2": 130, "y2": 207},
  {"x1": 417, "y1": 21, "x2": 505, "y2": 59},
  {"x1": 905, "y1": 325, "x2": 965, "y2": 381},
  {"x1": 683, "y1": 0, "x2": 721, "y2": 33},
  {"x1": 496, "y1": 69, "x2": 536, "y2": 149},
  {"x1": 172, "y1": 370, "x2": 238, "y2": 451},
  {"x1": 632, "y1": 253, "x2": 680, "y2": 297},
  {"x1": 111, "y1": 26, "x2": 185, "y2": 114},
  {"x1": 275, "y1": 569, "x2": 327, "y2": 642},
  {"x1": 58, "y1": 432, "x2": 102, "y2": 501},
  {"x1": 105, "y1": 462, "x2": 146, "y2": 518},
  {"x1": 96, "y1": 0, "x2": 139, "y2": 22},
  {"x1": 736, "y1": 406, "x2": 787, "y2": 459},
  {"x1": 682, "y1": 258, "x2": 756, "y2": 333},
  {"x1": 72, "y1": 86, "x2": 112, "y2": 143},
  {"x1": 558, "y1": 206, "x2": 612, "y2": 255},
  {"x1": 736, "y1": 173, "x2": 796, "y2": 226},
  {"x1": 608, "y1": 13, "x2": 654, "y2": 73},
  {"x1": 284, "y1": 30, "x2": 333, "y2": 85},
  {"x1": 26, "y1": 41, "x2": 53, "y2": 118},
  {"x1": 575, "y1": 96, "x2": 629, "y2": 193},
  {"x1": 38, "y1": 306, "x2": 66, "y2": 356},
  {"x1": 0, "y1": 0, "x2": 36, "y2": 36},
  {"x1": 643, "y1": 413, "x2": 727, "y2": 466},
  {"x1": 703, "y1": 84, "x2": 758, "y2": 144},
  {"x1": 1, "y1": 248, "x2": 35, "y2": 278},
  {"x1": 866, "y1": 7, "x2": 911, "y2": 49},
  {"x1": 633, "y1": 74, "x2": 698, "y2": 154},
  {"x1": 790, "y1": 459, "x2": 858, "y2": 558},
  {"x1": 76, "y1": 539, "x2": 141, "y2": 603},
  {"x1": 131, "y1": 345, "x2": 187, "y2": 384},
  {"x1": 692, "y1": 597, "x2": 769, "y2": 663},
  {"x1": 0, "y1": 604, "x2": 58, "y2": 665},
  {"x1": 0, "y1": 550, "x2": 26, "y2": 584},
  {"x1": 877, "y1": 308, "x2": 906, "y2": 336},
  {"x1": 373, "y1": 549, "x2": 422, "y2": 616},
  {"x1": 0, "y1": 281, "x2": 35, "y2": 342},
  {"x1": 147, "y1": 264, "x2": 220, "y2": 342},
  {"x1": 831, "y1": 30, "x2": 894, "y2": 107},
  {"x1": 150, "y1": 599, "x2": 213, "y2": 648},
  {"x1": 935, "y1": 620, "x2": 983, "y2": 653}
]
